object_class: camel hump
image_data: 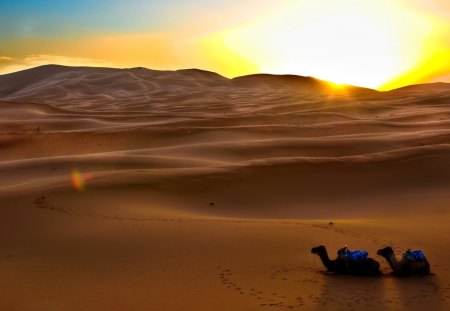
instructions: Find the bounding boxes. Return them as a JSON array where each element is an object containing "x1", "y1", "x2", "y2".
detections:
[
  {"x1": 403, "y1": 250, "x2": 427, "y2": 261},
  {"x1": 338, "y1": 247, "x2": 368, "y2": 261}
]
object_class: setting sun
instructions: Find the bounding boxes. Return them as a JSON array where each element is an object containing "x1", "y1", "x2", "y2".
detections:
[
  {"x1": 1, "y1": 1, "x2": 450, "y2": 309},
  {"x1": 0, "y1": 0, "x2": 449, "y2": 89},
  {"x1": 222, "y1": 0, "x2": 433, "y2": 89}
]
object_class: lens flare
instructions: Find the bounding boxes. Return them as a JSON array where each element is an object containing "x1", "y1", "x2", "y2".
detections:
[{"x1": 71, "y1": 169, "x2": 93, "y2": 191}]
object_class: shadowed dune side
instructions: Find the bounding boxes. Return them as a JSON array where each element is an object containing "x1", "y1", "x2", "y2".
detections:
[
  {"x1": 231, "y1": 74, "x2": 377, "y2": 95},
  {"x1": 1, "y1": 67, "x2": 450, "y2": 212},
  {"x1": 1, "y1": 65, "x2": 450, "y2": 311},
  {"x1": 2, "y1": 143, "x2": 450, "y2": 220},
  {"x1": 0, "y1": 65, "x2": 377, "y2": 107},
  {"x1": 387, "y1": 82, "x2": 450, "y2": 94}
]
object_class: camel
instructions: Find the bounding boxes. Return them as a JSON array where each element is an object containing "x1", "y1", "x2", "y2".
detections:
[
  {"x1": 377, "y1": 247, "x2": 430, "y2": 276},
  {"x1": 311, "y1": 245, "x2": 380, "y2": 275}
]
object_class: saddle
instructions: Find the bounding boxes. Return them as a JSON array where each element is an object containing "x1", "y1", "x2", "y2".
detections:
[
  {"x1": 403, "y1": 249, "x2": 426, "y2": 262},
  {"x1": 338, "y1": 247, "x2": 368, "y2": 261}
]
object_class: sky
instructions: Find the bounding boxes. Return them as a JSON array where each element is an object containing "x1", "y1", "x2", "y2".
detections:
[{"x1": 0, "y1": 0, "x2": 449, "y2": 90}]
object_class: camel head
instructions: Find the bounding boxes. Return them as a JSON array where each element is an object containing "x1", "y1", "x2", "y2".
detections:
[
  {"x1": 377, "y1": 246, "x2": 394, "y2": 257},
  {"x1": 311, "y1": 245, "x2": 326, "y2": 255}
]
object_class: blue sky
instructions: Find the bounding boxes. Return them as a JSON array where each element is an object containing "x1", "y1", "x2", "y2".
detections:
[
  {"x1": 0, "y1": 0, "x2": 241, "y2": 37},
  {"x1": 0, "y1": 0, "x2": 449, "y2": 89}
]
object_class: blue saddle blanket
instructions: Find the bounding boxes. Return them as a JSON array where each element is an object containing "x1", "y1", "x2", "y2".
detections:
[
  {"x1": 348, "y1": 250, "x2": 368, "y2": 261},
  {"x1": 403, "y1": 250, "x2": 426, "y2": 261},
  {"x1": 338, "y1": 248, "x2": 368, "y2": 261}
]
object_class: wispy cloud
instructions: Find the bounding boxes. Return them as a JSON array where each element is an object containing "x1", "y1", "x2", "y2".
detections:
[{"x1": 0, "y1": 56, "x2": 14, "y2": 63}]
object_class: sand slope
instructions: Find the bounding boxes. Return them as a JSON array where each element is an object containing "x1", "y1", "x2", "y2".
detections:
[{"x1": 1, "y1": 65, "x2": 450, "y2": 310}]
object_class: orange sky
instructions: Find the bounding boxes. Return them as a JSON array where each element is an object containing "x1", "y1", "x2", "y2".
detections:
[{"x1": 0, "y1": 0, "x2": 449, "y2": 90}]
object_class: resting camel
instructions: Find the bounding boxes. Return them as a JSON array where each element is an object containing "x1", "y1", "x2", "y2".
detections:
[
  {"x1": 311, "y1": 245, "x2": 380, "y2": 275},
  {"x1": 377, "y1": 247, "x2": 430, "y2": 276}
]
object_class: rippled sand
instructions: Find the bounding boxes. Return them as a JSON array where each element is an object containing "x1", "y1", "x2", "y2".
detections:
[{"x1": 1, "y1": 65, "x2": 450, "y2": 310}]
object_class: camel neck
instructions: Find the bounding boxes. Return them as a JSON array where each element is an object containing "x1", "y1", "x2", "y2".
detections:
[
  {"x1": 318, "y1": 249, "x2": 334, "y2": 270},
  {"x1": 384, "y1": 252, "x2": 400, "y2": 271}
]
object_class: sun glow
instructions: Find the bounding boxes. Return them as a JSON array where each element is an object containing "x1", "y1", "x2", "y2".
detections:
[
  {"x1": 1, "y1": 0, "x2": 449, "y2": 89},
  {"x1": 222, "y1": 0, "x2": 433, "y2": 89}
]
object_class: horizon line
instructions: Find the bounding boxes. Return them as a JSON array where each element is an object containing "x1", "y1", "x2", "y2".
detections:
[{"x1": 1, "y1": 63, "x2": 449, "y2": 92}]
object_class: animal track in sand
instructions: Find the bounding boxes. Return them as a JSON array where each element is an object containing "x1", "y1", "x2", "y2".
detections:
[
  {"x1": 312, "y1": 223, "x2": 394, "y2": 247},
  {"x1": 270, "y1": 265, "x2": 319, "y2": 286},
  {"x1": 218, "y1": 266, "x2": 310, "y2": 309},
  {"x1": 33, "y1": 193, "x2": 195, "y2": 222},
  {"x1": 33, "y1": 196, "x2": 450, "y2": 308},
  {"x1": 34, "y1": 193, "x2": 109, "y2": 219},
  {"x1": 218, "y1": 262, "x2": 448, "y2": 309}
]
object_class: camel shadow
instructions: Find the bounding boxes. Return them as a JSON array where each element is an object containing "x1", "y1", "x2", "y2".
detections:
[
  {"x1": 313, "y1": 271, "x2": 447, "y2": 309},
  {"x1": 313, "y1": 271, "x2": 386, "y2": 309},
  {"x1": 381, "y1": 273, "x2": 447, "y2": 308}
]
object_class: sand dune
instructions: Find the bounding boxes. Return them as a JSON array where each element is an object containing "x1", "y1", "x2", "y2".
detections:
[{"x1": 1, "y1": 65, "x2": 450, "y2": 310}]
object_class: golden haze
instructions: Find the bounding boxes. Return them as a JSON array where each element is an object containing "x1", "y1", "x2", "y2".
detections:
[{"x1": 0, "y1": 0, "x2": 449, "y2": 90}]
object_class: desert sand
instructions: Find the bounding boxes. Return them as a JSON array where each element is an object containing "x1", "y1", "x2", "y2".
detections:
[{"x1": 1, "y1": 65, "x2": 450, "y2": 310}]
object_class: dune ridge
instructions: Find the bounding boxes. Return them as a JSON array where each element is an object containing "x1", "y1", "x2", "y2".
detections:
[
  {"x1": 1, "y1": 65, "x2": 450, "y2": 310},
  {"x1": 0, "y1": 65, "x2": 377, "y2": 105},
  {"x1": 1, "y1": 65, "x2": 450, "y2": 216}
]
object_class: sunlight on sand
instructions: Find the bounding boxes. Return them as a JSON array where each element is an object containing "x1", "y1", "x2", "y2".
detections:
[{"x1": 1, "y1": 66, "x2": 450, "y2": 310}]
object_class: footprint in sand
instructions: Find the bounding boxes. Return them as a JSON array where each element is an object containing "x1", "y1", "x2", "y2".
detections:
[{"x1": 218, "y1": 266, "x2": 310, "y2": 309}]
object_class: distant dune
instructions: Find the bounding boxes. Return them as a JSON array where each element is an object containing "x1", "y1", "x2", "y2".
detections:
[
  {"x1": 1, "y1": 64, "x2": 450, "y2": 219},
  {"x1": 1, "y1": 65, "x2": 450, "y2": 310},
  {"x1": 0, "y1": 65, "x2": 377, "y2": 104}
]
